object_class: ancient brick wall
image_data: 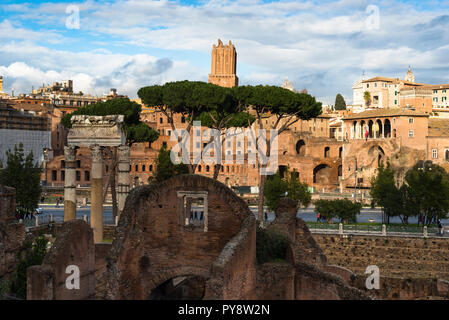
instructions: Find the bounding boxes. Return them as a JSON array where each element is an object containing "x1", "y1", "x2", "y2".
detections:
[
  {"x1": 105, "y1": 175, "x2": 254, "y2": 300},
  {"x1": 295, "y1": 262, "x2": 369, "y2": 300},
  {"x1": 27, "y1": 220, "x2": 96, "y2": 300},
  {"x1": 0, "y1": 185, "x2": 15, "y2": 223},
  {"x1": 255, "y1": 263, "x2": 295, "y2": 300},
  {"x1": 0, "y1": 223, "x2": 26, "y2": 280},
  {"x1": 94, "y1": 243, "x2": 112, "y2": 299},
  {"x1": 204, "y1": 215, "x2": 256, "y2": 300},
  {"x1": 313, "y1": 234, "x2": 449, "y2": 280},
  {"x1": 0, "y1": 185, "x2": 25, "y2": 281},
  {"x1": 351, "y1": 276, "x2": 449, "y2": 300}
]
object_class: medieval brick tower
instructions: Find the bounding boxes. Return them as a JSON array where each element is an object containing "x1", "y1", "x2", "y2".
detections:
[
  {"x1": 0, "y1": 76, "x2": 3, "y2": 93},
  {"x1": 208, "y1": 39, "x2": 238, "y2": 88}
]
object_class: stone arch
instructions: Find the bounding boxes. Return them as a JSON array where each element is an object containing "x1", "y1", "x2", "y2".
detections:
[
  {"x1": 352, "y1": 121, "x2": 357, "y2": 139},
  {"x1": 376, "y1": 119, "x2": 383, "y2": 138},
  {"x1": 145, "y1": 266, "x2": 209, "y2": 299},
  {"x1": 368, "y1": 120, "x2": 374, "y2": 138},
  {"x1": 313, "y1": 164, "x2": 336, "y2": 185},
  {"x1": 106, "y1": 175, "x2": 255, "y2": 300},
  {"x1": 384, "y1": 119, "x2": 391, "y2": 138},
  {"x1": 296, "y1": 140, "x2": 306, "y2": 156},
  {"x1": 360, "y1": 120, "x2": 366, "y2": 139},
  {"x1": 368, "y1": 145, "x2": 386, "y2": 167}
]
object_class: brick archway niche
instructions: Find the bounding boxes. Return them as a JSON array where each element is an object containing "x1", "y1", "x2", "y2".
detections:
[{"x1": 105, "y1": 175, "x2": 257, "y2": 300}]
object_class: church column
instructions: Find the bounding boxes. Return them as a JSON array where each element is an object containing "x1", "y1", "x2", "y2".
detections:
[
  {"x1": 90, "y1": 144, "x2": 103, "y2": 243},
  {"x1": 64, "y1": 146, "x2": 77, "y2": 221},
  {"x1": 117, "y1": 145, "x2": 130, "y2": 217}
]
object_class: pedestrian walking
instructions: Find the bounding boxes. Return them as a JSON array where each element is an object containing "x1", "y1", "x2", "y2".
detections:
[{"x1": 317, "y1": 212, "x2": 321, "y2": 222}]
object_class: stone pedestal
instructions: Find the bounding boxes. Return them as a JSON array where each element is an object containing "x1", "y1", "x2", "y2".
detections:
[
  {"x1": 90, "y1": 145, "x2": 103, "y2": 243},
  {"x1": 64, "y1": 146, "x2": 77, "y2": 221},
  {"x1": 117, "y1": 146, "x2": 130, "y2": 217}
]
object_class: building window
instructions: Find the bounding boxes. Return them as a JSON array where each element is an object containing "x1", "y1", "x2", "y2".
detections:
[
  {"x1": 432, "y1": 149, "x2": 438, "y2": 159},
  {"x1": 409, "y1": 130, "x2": 414, "y2": 137},
  {"x1": 77, "y1": 160, "x2": 81, "y2": 168},
  {"x1": 142, "y1": 165, "x2": 146, "y2": 172},
  {"x1": 409, "y1": 118, "x2": 414, "y2": 124},
  {"x1": 149, "y1": 165, "x2": 153, "y2": 172},
  {"x1": 52, "y1": 170, "x2": 57, "y2": 181},
  {"x1": 324, "y1": 147, "x2": 330, "y2": 158},
  {"x1": 85, "y1": 171, "x2": 90, "y2": 181},
  {"x1": 395, "y1": 100, "x2": 397, "y2": 105},
  {"x1": 162, "y1": 142, "x2": 167, "y2": 148},
  {"x1": 159, "y1": 118, "x2": 163, "y2": 124},
  {"x1": 135, "y1": 165, "x2": 139, "y2": 172},
  {"x1": 167, "y1": 130, "x2": 171, "y2": 136},
  {"x1": 61, "y1": 160, "x2": 66, "y2": 168},
  {"x1": 196, "y1": 130, "x2": 201, "y2": 137},
  {"x1": 76, "y1": 171, "x2": 81, "y2": 181},
  {"x1": 61, "y1": 170, "x2": 65, "y2": 181}
]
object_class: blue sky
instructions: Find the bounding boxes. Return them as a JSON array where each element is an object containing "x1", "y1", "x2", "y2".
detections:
[{"x1": 1, "y1": 0, "x2": 449, "y2": 103}]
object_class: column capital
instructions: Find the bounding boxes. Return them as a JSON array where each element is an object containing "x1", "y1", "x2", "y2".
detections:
[
  {"x1": 64, "y1": 145, "x2": 77, "y2": 161},
  {"x1": 118, "y1": 145, "x2": 130, "y2": 162},
  {"x1": 89, "y1": 144, "x2": 103, "y2": 162}
]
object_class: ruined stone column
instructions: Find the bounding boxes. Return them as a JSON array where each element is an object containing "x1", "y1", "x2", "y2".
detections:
[
  {"x1": 117, "y1": 145, "x2": 130, "y2": 217},
  {"x1": 64, "y1": 146, "x2": 77, "y2": 221},
  {"x1": 90, "y1": 145, "x2": 103, "y2": 243}
]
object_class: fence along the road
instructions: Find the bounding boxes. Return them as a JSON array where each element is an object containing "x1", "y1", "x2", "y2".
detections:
[{"x1": 308, "y1": 222, "x2": 442, "y2": 237}]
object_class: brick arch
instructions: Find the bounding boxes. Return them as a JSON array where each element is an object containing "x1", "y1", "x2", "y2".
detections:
[
  {"x1": 145, "y1": 266, "x2": 210, "y2": 297},
  {"x1": 106, "y1": 174, "x2": 253, "y2": 300}
]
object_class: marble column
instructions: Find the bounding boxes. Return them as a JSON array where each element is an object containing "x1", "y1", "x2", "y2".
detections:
[
  {"x1": 90, "y1": 144, "x2": 103, "y2": 243},
  {"x1": 117, "y1": 145, "x2": 130, "y2": 217},
  {"x1": 64, "y1": 146, "x2": 77, "y2": 221}
]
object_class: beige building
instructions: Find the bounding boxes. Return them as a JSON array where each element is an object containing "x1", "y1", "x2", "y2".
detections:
[{"x1": 208, "y1": 39, "x2": 238, "y2": 88}]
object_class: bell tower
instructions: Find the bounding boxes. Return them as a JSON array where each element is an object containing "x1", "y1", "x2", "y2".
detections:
[
  {"x1": 405, "y1": 66, "x2": 415, "y2": 83},
  {"x1": 208, "y1": 39, "x2": 238, "y2": 88},
  {"x1": 0, "y1": 76, "x2": 3, "y2": 93}
]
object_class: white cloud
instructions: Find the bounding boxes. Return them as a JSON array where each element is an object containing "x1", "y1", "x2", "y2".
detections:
[{"x1": 1, "y1": 0, "x2": 449, "y2": 102}]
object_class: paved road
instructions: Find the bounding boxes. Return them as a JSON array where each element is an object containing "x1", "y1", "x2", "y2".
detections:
[{"x1": 35, "y1": 205, "x2": 449, "y2": 225}]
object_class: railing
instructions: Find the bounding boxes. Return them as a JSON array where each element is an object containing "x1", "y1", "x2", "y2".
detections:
[
  {"x1": 307, "y1": 222, "x2": 444, "y2": 238},
  {"x1": 17, "y1": 214, "x2": 117, "y2": 229}
]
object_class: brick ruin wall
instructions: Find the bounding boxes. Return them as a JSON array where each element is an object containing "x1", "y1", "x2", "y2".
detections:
[
  {"x1": 27, "y1": 220, "x2": 96, "y2": 300},
  {"x1": 314, "y1": 234, "x2": 449, "y2": 280},
  {"x1": 105, "y1": 175, "x2": 255, "y2": 300},
  {"x1": 313, "y1": 234, "x2": 449, "y2": 299},
  {"x1": 257, "y1": 198, "x2": 370, "y2": 300},
  {"x1": 204, "y1": 215, "x2": 257, "y2": 299},
  {"x1": 0, "y1": 186, "x2": 25, "y2": 282}
]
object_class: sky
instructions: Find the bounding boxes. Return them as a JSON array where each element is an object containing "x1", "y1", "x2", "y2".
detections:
[{"x1": 1, "y1": 0, "x2": 449, "y2": 104}]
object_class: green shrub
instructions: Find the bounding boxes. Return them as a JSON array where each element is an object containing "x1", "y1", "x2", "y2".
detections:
[
  {"x1": 256, "y1": 227, "x2": 289, "y2": 264},
  {"x1": 9, "y1": 236, "x2": 49, "y2": 299}
]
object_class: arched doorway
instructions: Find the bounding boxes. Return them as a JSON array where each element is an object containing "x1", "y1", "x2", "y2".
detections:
[
  {"x1": 296, "y1": 140, "x2": 306, "y2": 156},
  {"x1": 368, "y1": 120, "x2": 374, "y2": 139},
  {"x1": 313, "y1": 164, "x2": 335, "y2": 185},
  {"x1": 384, "y1": 119, "x2": 391, "y2": 138},
  {"x1": 352, "y1": 121, "x2": 357, "y2": 139},
  {"x1": 148, "y1": 275, "x2": 206, "y2": 300},
  {"x1": 376, "y1": 119, "x2": 383, "y2": 138}
]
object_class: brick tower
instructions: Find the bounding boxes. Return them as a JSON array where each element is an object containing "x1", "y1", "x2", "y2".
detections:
[{"x1": 208, "y1": 39, "x2": 238, "y2": 88}]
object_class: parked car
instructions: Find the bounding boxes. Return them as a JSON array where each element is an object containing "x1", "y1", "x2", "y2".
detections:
[{"x1": 35, "y1": 207, "x2": 43, "y2": 215}]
